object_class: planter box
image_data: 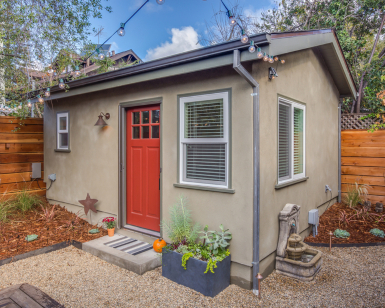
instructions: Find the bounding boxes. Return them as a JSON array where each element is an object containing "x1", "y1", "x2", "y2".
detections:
[{"x1": 162, "y1": 249, "x2": 231, "y2": 297}]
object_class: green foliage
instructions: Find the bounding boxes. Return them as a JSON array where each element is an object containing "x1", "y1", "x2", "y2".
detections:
[
  {"x1": 0, "y1": 199, "x2": 13, "y2": 222},
  {"x1": 181, "y1": 252, "x2": 194, "y2": 270},
  {"x1": 10, "y1": 185, "x2": 44, "y2": 213},
  {"x1": 25, "y1": 234, "x2": 38, "y2": 242},
  {"x1": 160, "y1": 196, "x2": 200, "y2": 244},
  {"x1": 370, "y1": 228, "x2": 385, "y2": 238},
  {"x1": 204, "y1": 250, "x2": 230, "y2": 274},
  {"x1": 95, "y1": 56, "x2": 116, "y2": 74},
  {"x1": 334, "y1": 229, "x2": 350, "y2": 238},
  {"x1": 343, "y1": 183, "x2": 369, "y2": 208},
  {"x1": 200, "y1": 224, "x2": 232, "y2": 255},
  {"x1": 89, "y1": 229, "x2": 100, "y2": 234}
]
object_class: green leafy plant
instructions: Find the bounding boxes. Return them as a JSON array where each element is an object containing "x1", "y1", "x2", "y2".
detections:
[
  {"x1": 181, "y1": 252, "x2": 194, "y2": 270},
  {"x1": 204, "y1": 250, "x2": 230, "y2": 274},
  {"x1": 160, "y1": 196, "x2": 200, "y2": 245},
  {"x1": 10, "y1": 185, "x2": 44, "y2": 212},
  {"x1": 102, "y1": 217, "x2": 116, "y2": 229},
  {"x1": 343, "y1": 183, "x2": 369, "y2": 208},
  {"x1": 370, "y1": 228, "x2": 385, "y2": 238},
  {"x1": 0, "y1": 198, "x2": 14, "y2": 222},
  {"x1": 200, "y1": 224, "x2": 232, "y2": 255},
  {"x1": 334, "y1": 229, "x2": 350, "y2": 238}
]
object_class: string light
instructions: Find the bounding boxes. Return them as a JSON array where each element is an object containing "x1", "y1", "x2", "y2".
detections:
[
  {"x1": 268, "y1": 56, "x2": 274, "y2": 64},
  {"x1": 274, "y1": 56, "x2": 279, "y2": 62},
  {"x1": 74, "y1": 66, "x2": 81, "y2": 77},
  {"x1": 18, "y1": 103, "x2": 22, "y2": 109},
  {"x1": 118, "y1": 23, "x2": 125, "y2": 36},
  {"x1": 249, "y1": 41, "x2": 256, "y2": 53},
  {"x1": 241, "y1": 29, "x2": 248, "y2": 44},
  {"x1": 44, "y1": 88, "x2": 50, "y2": 97},
  {"x1": 156, "y1": 0, "x2": 165, "y2": 4},
  {"x1": 37, "y1": 95, "x2": 44, "y2": 103},
  {"x1": 263, "y1": 53, "x2": 269, "y2": 61},
  {"x1": 257, "y1": 48, "x2": 263, "y2": 58},
  {"x1": 280, "y1": 59, "x2": 285, "y2": 64},
  {"x1": 98, "y1": 53, "x2": 105, "y2": 60},
  {"x1": 59, "y1": 79, "x2": 65, "y2": 89},
  {"x1": 228, "y1": 11, "x2": 236, "y2": 26},
  {"x1": 27, "y1": 100, "x2": 32, "y2": 107}
]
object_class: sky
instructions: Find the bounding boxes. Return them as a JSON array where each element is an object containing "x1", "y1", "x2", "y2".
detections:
[{"x1": 89, "y1": 0, "x2": 276, "y2": 62}]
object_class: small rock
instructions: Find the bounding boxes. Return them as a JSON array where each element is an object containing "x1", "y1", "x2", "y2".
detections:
[{"x1": 375, "y1": 202, "x2": 383, "y2": 213}]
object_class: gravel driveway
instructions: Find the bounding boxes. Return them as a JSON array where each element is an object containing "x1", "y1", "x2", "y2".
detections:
[{"x1": 0, "y1": 245, "x2": 384, "y2": 307}]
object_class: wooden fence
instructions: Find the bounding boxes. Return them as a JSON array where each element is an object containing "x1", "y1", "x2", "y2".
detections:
[
  {"x1": 0, "y1": 116, "x2": 45, "y2": 200},
  {"x1": 341, "y1": 129, "x2": 385, "y2": 204}
]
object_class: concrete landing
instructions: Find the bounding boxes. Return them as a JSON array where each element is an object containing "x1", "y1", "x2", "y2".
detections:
[{"x1": 82, "y1": 234, "x2": 161, "y2": 275}]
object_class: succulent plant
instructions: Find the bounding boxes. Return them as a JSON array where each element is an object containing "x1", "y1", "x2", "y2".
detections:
[
  {"x1": 333, "y1": 229, "x2": 350, "y2": 238},
  {"x1": 370, "y1": 228, "x2": 385, "y2": 238},
  {"x1": 201, "y1": 224, "x2": 232, "y2": 255},
  {"x1": 89, "y1": 229, "x2": 100, "y2": 234},
  {"x1": 25, "y1": 234, "x2": 38, "y2": 242}
]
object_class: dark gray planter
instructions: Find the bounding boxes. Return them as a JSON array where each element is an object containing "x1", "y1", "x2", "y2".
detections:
[{"x1": 162, "y1": 249, "x2": 231, "y2": 297}]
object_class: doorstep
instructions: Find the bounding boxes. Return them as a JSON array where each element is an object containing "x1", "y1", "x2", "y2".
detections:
[{"x1": 82, "y1": 233, "x2": 161, "y2": 275}]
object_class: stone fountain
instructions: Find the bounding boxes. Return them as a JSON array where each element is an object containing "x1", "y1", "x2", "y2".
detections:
[{"x1": 275, "y1": 203, "x2": 322, "y2": 281}]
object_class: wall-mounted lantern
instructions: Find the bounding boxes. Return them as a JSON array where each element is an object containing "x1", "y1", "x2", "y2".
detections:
[
  {"x1": 95, "y1": 112, "x2": 110, "y2": 126},
  {"x1": 268, "y1": 67, "x2": 278, "y2": 80}
]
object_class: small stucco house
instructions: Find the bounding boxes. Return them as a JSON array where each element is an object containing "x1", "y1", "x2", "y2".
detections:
[{"x1": 43, "y1": 29, "x2": 356, "y2": 292}]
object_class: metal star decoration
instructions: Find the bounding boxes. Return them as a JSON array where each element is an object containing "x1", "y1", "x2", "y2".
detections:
[{"x1": 78, "y1": 193, "x2": 98, "y2": 215}]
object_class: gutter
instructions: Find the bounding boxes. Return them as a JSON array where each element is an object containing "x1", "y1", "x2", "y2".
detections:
[
  {"x1": 232, "y1": 50, "x2": 260, "y2": 295},
  {"x1": 338, "y1": 99, "x2": 342, "y2": 202}
]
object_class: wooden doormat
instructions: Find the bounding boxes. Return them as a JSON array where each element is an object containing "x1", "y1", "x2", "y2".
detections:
[{"x1": 103, "y1": 235, "x2": 153, "y2": 255}]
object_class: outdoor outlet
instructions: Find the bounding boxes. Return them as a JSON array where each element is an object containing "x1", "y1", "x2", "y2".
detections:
[
  {"x1": 48, "y1": 174, "x2": 56, "y2": 182},
  {"x1": 325, "y1": 185, "x2": 332, "y2": 193}
]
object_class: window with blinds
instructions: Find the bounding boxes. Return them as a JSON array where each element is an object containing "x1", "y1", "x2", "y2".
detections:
[
  {"x1": 180, "y1": 92, "x2": 229, "y2": 187},
  {"x1": 278, "y1": 98, "x2": 305, "y2": 183}
]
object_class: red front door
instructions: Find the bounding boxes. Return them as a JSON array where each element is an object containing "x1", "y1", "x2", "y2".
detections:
[{"x1": 126, "y1": 105, "x2": 160, "y2": 231}]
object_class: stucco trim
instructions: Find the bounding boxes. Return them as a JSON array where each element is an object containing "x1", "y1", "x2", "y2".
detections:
[
  {"x1": 173, "y1": 183, "x2": 235, "y2": 194},
  {"x1": 118, "y1": 97, "x2": 163, "y2": 235},
  {"x1": 275, "y1": 176, "x2": 309, "y2": 189}
]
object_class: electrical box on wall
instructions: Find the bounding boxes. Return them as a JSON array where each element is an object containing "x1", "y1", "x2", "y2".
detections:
[
  {"x1": 32, "y1": 163, "x2": 42, "y2": 179},
  {"x1": 308, "y1": 209, "x2": 319, "y2": 236}
]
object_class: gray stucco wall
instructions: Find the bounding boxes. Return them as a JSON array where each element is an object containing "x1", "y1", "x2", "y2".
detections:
[{"x1": 44, "y1": 47, "x2": 339, "y2": 289}]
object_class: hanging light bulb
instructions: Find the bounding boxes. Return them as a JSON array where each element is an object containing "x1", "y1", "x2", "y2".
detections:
[
  {"x1": 257, "y1": 48, "x2": 263, "y2": 59},
  {"x1": 74, "y1": 66, "x2": 81, "y2": 77},
  {"x1": 118, "y1": 23, "x2": 125, "y2": 37},
  {"x1": 240, "y1": 29, "x2": 249, "y2": 44},
  {"x1": 274, "y1": 56, "x2": 279, "y2": 62},
  {"x1": 27, "y1": 100, "x2": 32, "y2": 108},
  {"x1": 228, "y1": 11, "x2": 236, "y2": 26},
  {"x1": 263, "y1": 53, "x2": 269, "y2": 61},
  {"x1": 18, "y1": 103, "x2": 22, "y2": 109},
  {"x1": 59, "y1": 79, "x2": 65, "y2": 89},
  {"x1": 98, "y1": 52, "x2": 105, "y2": 60},
  {"x1": 48, "y1": 67, "x2": 54, "y2": 76},
  {"x1": 44, "y1": 88, "x2": 50, "y2": 97},
  {"x1": 37, "y1": 95, "x2": 44, "y2": 103},
  {"x1": 156, "y1": 0, "x2": 165, "y2": 4},
  {"x1": 280, "y1": 59, "x2": 285, "y2": 64},
  {"x1": 248, "y1": 41, "x2": 256, "y2": 53},
  {"x1": 268, "y1": 56, "x2": 274, "y2": 63}
]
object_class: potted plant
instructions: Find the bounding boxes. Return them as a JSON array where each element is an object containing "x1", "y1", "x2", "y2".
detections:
[
  {"x1": 102, "y1": 217, "x2": 116, "y2": 237},
  {"x1": 161, "y1": 197, "x2": 232, "y2": 297}
]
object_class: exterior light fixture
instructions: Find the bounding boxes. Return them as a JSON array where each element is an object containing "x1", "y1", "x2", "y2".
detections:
[
  {"x1": 262, "y1": 53, "x2": 269, "y2": 61},
  {"x1": 156, "y1": 0, "x2": 165, "y2": 4},
  {"x1": 74, "y1": 66, "x2": 81, "y2": 77},
  {"x1": 228, "y1": 12, "x2": 236, "y2": 26},
  {"x1": 37, "y1": 95, "x2": 44, "y2": 103},
  {"x1": 44, "y1": 88, "x2": 50, "y2": 97},
  {"x1": 95, "y1": 112, "x2": 110, "y2": 126},
  {"x1": 98, "y1": 52, "x2": 105, "y2": 60},
  {"x1": 18, "y1": 103, "x2": 22, "y2": 109},
  {"x1": 240, "y1": 29, "x2": 249, "y2": 44},
  {"x1": 269, "y1": 67, "x2": 278, "y2": 80},
  {"x1": 27, "y1": 100, "x2": 32, "y2": 107},
  {"x1": 268, "y1": 56, "x2": 274, "y2": 64},
  {"x1": 248, "y1": 41, "x2": 256, "y2": 53},
  {"x1": 256, "y1": 273, "x2": 263, "y2": 299},
  {"x1": 118, "y1": 23, "x2": 125, "y2": 36},
  {"x1": 59, "y1": 79, "x2": 65, "y2": 89},
  {"x1": 273, "y1": 56, "x2": 279, "y2": 62},
  {"x1": 256, "y1": 48, "x2": 263, "y2": 59},
  {"x1": 280, "y1": 59, "x2": 285, "y2": 64}
]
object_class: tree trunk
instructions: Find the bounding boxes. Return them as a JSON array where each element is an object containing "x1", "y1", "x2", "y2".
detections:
[{"x1": 355, "y1": 12, "x2": 385, "y2": 113}]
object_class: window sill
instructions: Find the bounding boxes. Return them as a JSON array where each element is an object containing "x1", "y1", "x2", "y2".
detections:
[
  {"x1": 54, "y1": 149, "x2": 71, "y2": 153},
  {"x1": 275, "y1": 177, "x2": 309, "y2": 190},
  {"x1": 173, "y1": 183, "x2": 235, "y2": 194}
]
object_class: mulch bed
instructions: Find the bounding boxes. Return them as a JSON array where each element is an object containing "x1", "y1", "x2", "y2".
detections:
[
  {"x1": 304, "y1": 202, "x2": 385, "y2": 244},
  {"x1": 0, "y1": 201, "x2": 107, "y2": 261}
]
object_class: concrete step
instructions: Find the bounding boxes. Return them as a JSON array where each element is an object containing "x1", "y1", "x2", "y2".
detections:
[
  {"x1": 82, "y1": 234, "x2": 161, "y2": 275},
  {"x1": 116, "y1": 227, "x2": 159, "y2": 244}
]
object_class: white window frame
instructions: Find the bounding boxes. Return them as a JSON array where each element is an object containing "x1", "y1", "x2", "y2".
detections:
[
  {"x1": 278, "y1": 97, "x2": 306, "y2": 184},
  {"x1": 57, "y1": 112, "x2": 69, "y2": 150},
  {"x1": 179, "y1": 92, "x2": 229, "y2": 188}
]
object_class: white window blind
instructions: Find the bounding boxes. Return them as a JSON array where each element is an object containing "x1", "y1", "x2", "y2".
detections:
[
  {"x1": 278, "y1": 98, "x2": 305, "y2": 183},
  {"x1": 180, "y1": 92, "x2": 229, "y2": 188}
]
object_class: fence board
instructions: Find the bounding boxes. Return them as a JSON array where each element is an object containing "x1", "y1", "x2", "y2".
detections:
[
  {"x1": 341, "y1": 166, "x2": 385, "y2": 177},
  {"x1": 341, "y1": 139, "x2": 385, "y2": 148},
  {"x1": 0, "y1": 153, "x2": 43, "y2": 164},
  {"x1": 341, "y1": 193, "x2": 384, "y2": 204},
  {"x1": 341, "y1": 157, "x2": 385, "y2": 167},
  {"x1": 1, "y1": 189, "x2": 46, "y2": 201},
  {"x1": 0, "y1": 162, "x2": 44, "y2": 174},
  {"x1": 0, "y1": 180, "x2": 46, "y2": 193},
  {"x1": 341, "y1": 147, "x2": 385, "y2": 157},
  {"x1": 0, "y1": 117, "x2": 43, "y2": 124},
  {"x1": 0, "y1": 143, "x2": 43, "y2": 153},
  {"x1": 0, "y1": 133, "x2": 43, "y2": 143},
  {"x1": 341, "y1": 130, "x2": 385, "y2": 140},
  {"x1": 0, "y1": 172, "x2": 44, "y2": 184},
  {"x1": 341, "y1": 184, "x2": 385, "y2": 197},
  {"x1": 0, "y1": 124, "x2": 44, "y2": 133},
  {"x1": 341, "y1": 175, "x2": 385, "y2": 186}
]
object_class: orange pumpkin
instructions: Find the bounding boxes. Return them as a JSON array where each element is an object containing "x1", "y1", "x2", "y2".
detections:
[{"x1": 153, "y1": 238, "x2": 166, "y2": 253}]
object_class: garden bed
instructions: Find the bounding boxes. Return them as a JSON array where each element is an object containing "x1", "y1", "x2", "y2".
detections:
[
  {"x1": 0, "y1": 201, "x2": 107, "y2": 261},
  {"x1": 304, "y1": 202, "x2": 385, "y2": 244}
]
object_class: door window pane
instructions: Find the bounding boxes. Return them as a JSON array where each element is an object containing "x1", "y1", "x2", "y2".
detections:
[
  {"x1": 152, "y1": 110, "x2": 160, "y2": 123},
  {"x1": 133, "y1": 127, "x2": 140, "y2": 139},
  {"x1": 59, "y1": 117, "x2": 67, "y2": 130},
  {"x1": 59, "y1": 133, "x2": 68, "y2": 147},
  {"x1": 142, "y1": 126, "x2": 149, "y2": 138},
  {"x1": 133, "y1": 112, "x2": 140, "y2": 124},
  {"x1": 152, "y1": 126, "x2": 159, "y2": 138},
  {"x1": 142, "y1": 111, "x2": 149, "y2": 124}
]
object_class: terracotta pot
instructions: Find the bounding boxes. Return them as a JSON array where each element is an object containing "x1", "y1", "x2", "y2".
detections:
[{"x1": 107, "y1": 228, "x2": 115, "y2": 237}]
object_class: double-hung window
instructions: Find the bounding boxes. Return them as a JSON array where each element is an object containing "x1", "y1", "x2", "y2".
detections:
[
  {"x1": 57, "y1": 112, "x2": 69, "y2": 150},
  {"x1": 278, "y1": 98, "x2": 305, "y2": 184},
  {"x1": 179, "y1": 92, "x2": 229, "y2": 188}
]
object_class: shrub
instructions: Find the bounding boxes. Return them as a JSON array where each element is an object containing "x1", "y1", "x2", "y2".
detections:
[
  {"x1": 160, "y1": 196, "x2": 200, "y2": 245},
  {"x1": 343, "y1": 183, "x2": 369, "y2": 208},
  {"x1": 0, "y1": 198, "x2": 14, "y2": 222},
  {"x1": 40, "y1": 204, "x2": 56, "y2": 221},
  {"x1": 334, "y1": 229, "x2": 350, "y2": 238},
  {"x1": 10, "y1": 185, "x2": 44, "y2": 212},
  {"x1": 370, "y1": 228, "x2": 385, "y2": 238}
]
